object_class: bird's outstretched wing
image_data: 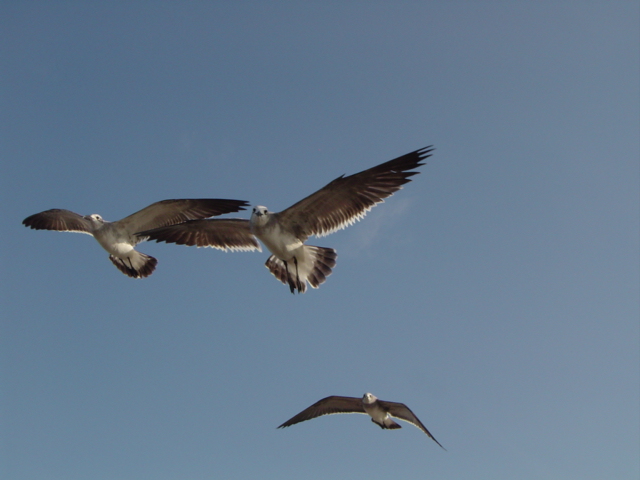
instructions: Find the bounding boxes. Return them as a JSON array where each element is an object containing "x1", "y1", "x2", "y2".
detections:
[
  {"x1": 137, "y1": 218, "x2": 261, "y2": 252},
  {"x1": 278, "y1": 396, "x2": 365, "y2": 428},
  {"x1": 380, "y1": 400, "x2": 446, "y2": 449},
  {"x1": 275, "y1": 146, "x2": 433, "y2": 241},
  {"x1": 23, "y1": 209, "x2": 93, "y2": 234},
  {"x1": 118, "y1": 198, "x2": 250, "y2": 233}
]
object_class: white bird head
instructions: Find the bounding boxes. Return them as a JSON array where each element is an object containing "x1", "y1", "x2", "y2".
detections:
[
  {"x1": 362, "y1": 393, "x2": 378, "y2": 404},
  {"x1": 84, "y1": 214, "x2": 104, "y2": 226},
  {"x1": 250, "y1": 206, "x2": 270, "y2": 225}
]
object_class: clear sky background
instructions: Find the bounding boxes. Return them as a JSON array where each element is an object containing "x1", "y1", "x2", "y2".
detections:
[{"x1": 2, "y1": 2, "x2": 638, "y2": 479}]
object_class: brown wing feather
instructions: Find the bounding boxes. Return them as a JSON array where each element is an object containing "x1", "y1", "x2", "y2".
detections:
[
  {"x1": 379, "y1": 400, "x2": 446, "y2": 449},
  {"x1": 276, "y1": 146, "x2": 433, "y2": 241},
  {"x1": 22, "y1": 209, "x2": 93, "y2": 234},
  {"x1": 118, "y1": 198, "x2": 250, "y2": 232},
  {"x1": 137, "y1": 218, "x2": 260, "y2": 252},
  {"x1": 278, "y1": 396, "x2": 365, "y2": 428}
]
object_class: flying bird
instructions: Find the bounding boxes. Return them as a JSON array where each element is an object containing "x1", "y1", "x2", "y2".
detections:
[
  {"x1": 278, "y1": 392, "x2": 445, "y2": 449},
  {"x1": 22, "y1": 198, "x2": 249, "y2": 278},
  {"x1": 137, "y1": 146, "x2": 433, "y2": 292}
]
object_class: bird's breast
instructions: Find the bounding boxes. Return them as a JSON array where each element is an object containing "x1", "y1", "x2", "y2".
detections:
[
  {"x1": 363, "y1": 402, "x2": 386, "y2": 422},
  {"x1": 253, "y1": 222, "x2": 302, "y2": 261},
  {"x1": 93, "y1": 226, "x2": 136, "y2": 256}
]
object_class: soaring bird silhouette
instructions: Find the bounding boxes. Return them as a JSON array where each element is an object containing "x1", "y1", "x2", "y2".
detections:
[
  {"x1": 278, "y1": 392, "x2": 445, "y2": 449},
  {"x1": 23, "y1": 198, "x2": 249, "y2": 278},
  {"x1": 138, "y1": 146, "x2": 432, "y2": 292}
]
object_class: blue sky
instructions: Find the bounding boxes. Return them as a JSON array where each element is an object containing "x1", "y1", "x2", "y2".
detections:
[{"x1": 2, "y1": 2, "x2": 638, "y2": 479}]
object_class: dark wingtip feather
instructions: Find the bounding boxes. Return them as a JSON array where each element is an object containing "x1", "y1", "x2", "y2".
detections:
[
  {"x1": 22, "y1": 211, "x2": 54, "y2": 229},
  {"x1": 198, "y1": 198, "x2": 252, "y2": 215}
]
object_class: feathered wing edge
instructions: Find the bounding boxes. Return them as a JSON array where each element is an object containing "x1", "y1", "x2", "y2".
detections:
[
  {"x1": 380, "y1": 400, "x2": 446, "y2": 449},
  {"x1": 278, "y1": 396, "x2": 365, "y2": 428},
  {"x1": 22, "y1": 209, "x2": 93, "y2": 234},
  {"x1": 136, "y1": 218, "x2": 261, "y2": 252},
  {"x1": 119, "y1": 198, "x2": 250, "y2": 232},
  {"x1": 277, "y1": 146, "x2": 433, "y2": 241}
]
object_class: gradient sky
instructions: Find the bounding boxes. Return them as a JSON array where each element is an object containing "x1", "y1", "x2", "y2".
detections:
[{"x1": 2, "y1": 2, "x2": 638, "y2": 480}]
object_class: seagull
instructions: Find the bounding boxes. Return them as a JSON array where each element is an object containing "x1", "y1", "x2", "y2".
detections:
[
  {"x1": 22, "y1": 198, "x2": 250, "y2": 278},
  {"x1": 137, "y1": 146, "x2": 433, "y2": 292},
  {"x1": 278, "y1": 392, "x2": 445, "y2": 449}
]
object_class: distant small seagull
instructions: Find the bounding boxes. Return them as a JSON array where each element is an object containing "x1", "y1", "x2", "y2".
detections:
[
  {"x1": 22, "y1": 199, "x2": 249, "y2": 278},
  {"x1": 137, "y1": 146, "x2": 433, "y2": 292},
  {"x1": 278, "y1": 392, "x2": 445, "y2": 449}
]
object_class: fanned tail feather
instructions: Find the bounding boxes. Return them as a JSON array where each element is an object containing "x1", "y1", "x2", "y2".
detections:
[
  {"x1": 305, "y1": 246, "x2": 337, "y2": 289},
  {"x1": 373, "y1": 418, "x2": 402, "y2": 430},
  {"x1": 109, "y1": 252, "x2": 157, "y2": 278},
  {"x1": 265, "y1": 255, "x2": 291, "y2": 290},
  {"x1": 265, "y1": 245, "x2": 337, "y2": 294}
]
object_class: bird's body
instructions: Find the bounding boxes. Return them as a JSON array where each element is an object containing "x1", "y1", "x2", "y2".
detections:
[
  {"x1": 278, "y1": 392, "x2": 445, "y2": 449},
  {"x1": 138, "y1": 146, "x2": 433, "y2": 292},
  {"x1": 250, "y1": 211, "x2": 302, "y2": 261},
  {"x1": 362, "y1": 394, "x2": 402, "y2": 429},
  {"x1": 249, "y1": 205, "x2": 337, "y2": 293},
  {"x1": 83, "y1": 213, "x2": 158, "y2": 277},
  {"x1": 23, "y1": 199, "x2": 249, "y2": 278}
]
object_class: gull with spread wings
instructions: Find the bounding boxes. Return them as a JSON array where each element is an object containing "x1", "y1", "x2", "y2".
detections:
[
  {"x1": 23, "y1": 198, "x2": 249, "y2": 278},
  {"x1": 137, "y1": 146, "x2": 433, "y2": 292},
  {"x1": 278, "y1": 392, "x2": 445, "y2": 449}
]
